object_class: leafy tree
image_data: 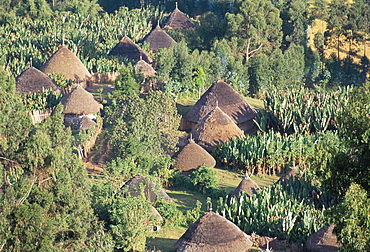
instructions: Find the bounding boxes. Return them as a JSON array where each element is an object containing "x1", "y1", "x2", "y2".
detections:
[{"x1": 113, "y1": 63, "x2": 142, "y2": 96}]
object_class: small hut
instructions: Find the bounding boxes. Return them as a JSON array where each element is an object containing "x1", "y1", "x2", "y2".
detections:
[
  {"x1": 277, "y1": 167, "x2": 300, "y2": 183},
  {"x1": 108, "y1": 35, "x2": 152, "y2": 63},
  {"x1": 175, "y1": 211, "x2": 253, "y2": 251},
  {"x1": 134, "y1": 57, "x2": 156, "y2": 78},
  {"x1": 140, "y1": 22, "x2": 176, "y2": 52},
  {"x1": 190, "y1": 106, "x2": 244, "y2": 152},
  {"x1": 173, "y1": 138, "x2": 216, "y2": 172},
  {"x1": 121, "y1": 175, "x2": 172, "y2": 203},
  {"x1": 305, "y1": 223, "x2": 340, "y2": 252},
  {"x1": 231, "y1": 174, "x2": 260, "y2": 198},
  {"x1": 163, "y1": 3, "x2": 196, "y2": 30},
  {"x1": 61, "y1": 85, "x2": 103, "y2": 127},
  {"x1": 186, "y1": 80, "x2": 257, "y2": 134},
  {"x1": 16, "y1": 66, "x2": 59, "y2": 94},
  {"x1": 41, "y1": 44, "x2": 91, "y2": 89}
]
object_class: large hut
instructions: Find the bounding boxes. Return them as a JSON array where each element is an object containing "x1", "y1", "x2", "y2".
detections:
[
  {"x1": 231, "y1": 174, "x2": 260, "y2": 198},
  {"x1": 175, "y1": 211, "x2": 253, "y2": 251},
  {"x1": 121, "y1": 175, "x2": 172, "y2": 203},
  {"x1": 140, "y1": 22, "x2": 176, "y2": 52},
  {"x1": 186, "y1": 80, "x2": 257, "y2": 134},
  {"x1": 173, "y1": 138, "x2": 216, "y2": 172},
  {"x1": 108, "y1": 35, "x2": 152, "y2": 63},
  {"x1": 61, "y1": 85, "x2": 103, "y2": 127},
  {"x1": 162, "y1": 3, "x2": 196, "y2": 30},
  {"x1": 16, "y1": 66, "x2": 59, "y2": 94},
  {"x1": 40, "y1": 44, "x2": 91, "y2": 89},
  {"x1": 190, "y1": 106, "x2": 244, "y2": 152}
]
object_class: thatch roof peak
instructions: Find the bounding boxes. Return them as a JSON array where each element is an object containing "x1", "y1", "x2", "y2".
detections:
[
  {"x1": 40, "y1": 45, "x2": 91, "y2": 83},
  {"x1": 173, "y1": 140, "x2": 216, "y2": 171},
  {"x1": 134, "y1": 58, "x2": 156, "y2": 78},
  {"x1": 186, "y1": 80, "x2": 257, "y2": 125},
  {"x1": 16, "y1": 66, "x2": 60, "y2": 94},
  {"x1": 61, "y1": 85, "x2": 103, "y2": 115},
  {"x1": 140, "y1": 25, "x2": 176, "y2": 53},
  {"x1": 163, "y1": 4, "x2": 196, "y2": 30},
  {"x1": 109, "y1": 36, "x2": 152, "y2": 63},
  {"x1": 175, "y1": 211, "x2": 253, "y2": 251},
  {"x1": 231, "y1": 175, "x2": 260, "y2": 198},
  {"x1": 191, "y1": 106, "x2": 244, "y2": 152}
]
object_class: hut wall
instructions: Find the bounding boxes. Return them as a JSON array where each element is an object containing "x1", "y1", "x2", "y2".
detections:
[
  {"x1": 78, "y1": 123, "x2": 102, "y2": 159},
  {"x1": 178, "y1": 117, "x2": 195, "y2": 131},
  {"x1": 238, "y1": 120, "x2": 258, "y2": 136},
  {"x1": 30, "y1": 108, "x2": 54, "y2": 125},
  {"x1": 91, "y1": 72, "x2": 120, "y2": 83}
]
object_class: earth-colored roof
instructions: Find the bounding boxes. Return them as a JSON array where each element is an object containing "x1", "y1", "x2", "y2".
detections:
[
  {"x1": 61, "y1": 85, "x2": 103, "y2": 115},
  {"x1": 78, "y1": 116, "x2": 96, "y2": 130},
  {"x1": 231, "y1": 175, "x2": 260, "y2": 198},
  {"x1": 16, "y1": 66, "x2": 59, "y2": 94},
  {"x1": 175, "y1": 211, "x2": 253, "y2": 252},
  {"x1": 140, "y1": 23, "x2": 176, "y2": 52},
  {"x1": 305, "y1": 223, "x2": 340, "y2": 252},
  {"x1": 186, "y1": 80, "x2": 257, "y2": 124},
  {"x1": 173, "y1": 139, "x2": 216, "y2": 171},
  {"x1": 163, "y1": 4, "x2": 196, "y2": 30},
  {"x1": 134, "y1": 58, "x2": 156, "y2": 78},
  {"x1": 41, "y1": 45, "x2": 91, "y2": 82},
  {"x1": 108, "y1": 35, "x2": 152, "y2": 63},
  {"x1": 190, "y1": 106, "x2": 244, "y2": 152}
]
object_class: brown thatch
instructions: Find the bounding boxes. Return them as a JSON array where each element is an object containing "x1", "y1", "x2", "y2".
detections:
[
  {"x1": 41, "y1": 45, "x2": 91, "y2": 83},
  {"x1": 186, "y1": 80, "x2": 257, "y2": 125},
  {"x1": 305, "y1": 223, "x2": 340, "y2": 252},
  {"x1": 121, "y1": 175, "x2": 172, "y2": 203},
  {"x1": 231, "y1": 175, "x2": 260, "y2": 198},
  {"x1": 134, "y1": 58, "x2": 156, "y2": 78},
  {"x1": 140, "y1": 23, "x2": 176, "y2": 52},
  {"x1": 163, "y1": 4, "x2": 196, "y2": 30},
  {"x1": 175, "y1": 211, "x2": 253, "y2": 252},
  {"x1": 190, "y1": 106, "x2": 244, "y2": 152},
  {"x1": 278, "y1": 167, "x2": 300, "y2": 183},
  {"x1": 77, "y1": 116, "x2": 96, "y2": 130},
  {"x1": 108, "y1": 36, "x2": 152, "y2": 63},
  {"x1": 16, "y1": 66, "x2": 60, "y2": 94},
  {"x1": 173, "y1": 139, "x2": 216, "y2": 171},
  {"x1": 61, "y1": 85, "x2": 103, "y2": 115}
]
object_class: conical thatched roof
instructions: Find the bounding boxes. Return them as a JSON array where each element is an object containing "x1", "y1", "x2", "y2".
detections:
[
  {"x1": 163, "y1": 3, "x2": 196, "y2": 30},
  {"x1": 41, "y1": 45, "x2": 91, "y2": 83},
  {"x1": 278, "y1": 167, "x2": 300, "y2": 183},
  {"x1": 305, "y1": 223, "x2": 340, "y2": 252},
  {"x1": 78, "y1": 116, "x2": 96, "y2": 130},
  {"x1": 186, "y1": 81, "x2": 257, "y2": 125},
  {"x1": 173, "y1": 139, "x2": 216, "y2": 171},
  {"x1": 175, "y1": 211, "x2": 253, "y2": 252},
  {"x1": 108, "y1": 36, "x2": 152, "y2": 63},
  {"x1": 16, "y1": 66, "x2": 60, "y2": 94},
  {"x1": 121, "y1": 175, "x2": 172, "y2": 203},
  {"x1": 134, "y1": 58, "x2": 156, "y2": 78},
  {"x1": 190, "y1": 106, "x2": 244, "y2": 152},
  {"x1": 231, "y1": 175, "x2": 260, "y2": 198},
  {"x1": 61, "y1": 85, "x2": 103, "y2": 115},
  {"x1": 140, "y1": 23, "x2": 176, "y2": 52}
]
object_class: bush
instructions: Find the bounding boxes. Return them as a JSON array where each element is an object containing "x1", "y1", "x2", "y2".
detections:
[{"x1": 189, "y1": 164, "x2": 218, "y2": 194}]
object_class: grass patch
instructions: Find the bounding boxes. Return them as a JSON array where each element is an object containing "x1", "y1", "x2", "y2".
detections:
[
  {"x1": 146, "y1": 226, "x2": 186, "y2": 252},
  {"x1": 165, "y1": 189, "x2": 207, "y2": 213}
]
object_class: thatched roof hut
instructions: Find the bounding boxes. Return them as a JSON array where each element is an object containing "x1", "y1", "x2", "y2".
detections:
[
  {"x1": 16, "y1": 66, "x2": 59, "y2": 94},
  {"x1": 140, "y1": 23, "x2": 176, "y2": 52},
  {"x1": 77, "y1": 115, "x2": 96, "y2": 130},
  {"x1": 163, "y1": 3, "x2": 196, "y2": 30},
  {"x1": 277, "y1": 167, "x2": 300, "y2": 183},
  {"x1": 121, "y1": 175, "x2": 172, "y2": 203},
  {"x1": 61, "y1": 85, "x2": 103, "y2": 115},
  {"x1": 40, "y1": 45, "x2": 91, "y2": 85},
  {"x1": 190, "y1": 106, "x2": 244, "y2": 152},
  {"x1": 175, "y1": 211, "x2": 253, "y2": 251},
  {"x1": 173, "y1": 138, "x2": 216, "y2": 171},
  {"x1": 108, "y1": 35, "x2": 152, "y2": 63},
  {"x1": 231, "y1": 174, "x2": 260, "y2": 198},
  {"x1": 186, "y1": 81, "x2": 257, "y2": 131},
  {"x1": 305, "y1": 223, "x2": 340, "y2": 252},
  {"x1": 134, "y1": 58, "x2": 156, "y2": 78}
]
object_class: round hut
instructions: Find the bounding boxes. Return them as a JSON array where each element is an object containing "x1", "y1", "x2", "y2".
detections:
[
  {"x1": 190, "y1": 106, "x2": 244, "y2": 152},
  {"x1": 121, "y1": 175, "x2": 172, "y2": 203},
  {"x1": 173, "y1": 138, "x2": 216, "y2": 172},
  {"x1": 108, "y1": 35, "x2": 152, "y2": 63},
  {"x1": 163, "y1": 3, "x2": 196, "y2": 30},
  {"x1": 231, "y1": 174, "x2": 260, "y2": 198},
  {"x1": 175, "y1": 211, "x2": 253, "y2": 251},
  {"x1": 40, "y1": 44, "x2": 91, "y2": 88},
  {"x1": 61, "y1": 85, "x2": 103, "y2": 127},
  {"x1": 134, "y1": 57, "x2": 156, "y2": 78},
  {"x1": 186, "y1": 80, "x2": 257, "y2": 134},
  {"x1": 277, "y1": 167, "x2": 299, "y2": 183},
  {"x1": 140, "y1": 22, "x2": 176, "y2": 52},
  {"x1": 16, "y1": 66, "x2": 59, "y2": 94},
  {"x1": 305, "y1": 223, "x2": 340, "y2": 252}
]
